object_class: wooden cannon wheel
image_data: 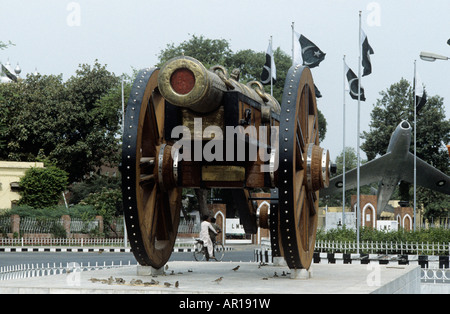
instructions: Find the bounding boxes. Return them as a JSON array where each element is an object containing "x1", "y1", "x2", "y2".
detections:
[
  {"x1": 122, "y1": 68, "x2": 181, "y2": 269},
  {"x1": 276, "y1": 65, "x2": 329, "y2": 270}
]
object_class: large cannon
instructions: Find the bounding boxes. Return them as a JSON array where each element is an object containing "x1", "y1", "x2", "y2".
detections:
[{"x1": 121, "y1": 55, "x2": 332, "y2": 270}]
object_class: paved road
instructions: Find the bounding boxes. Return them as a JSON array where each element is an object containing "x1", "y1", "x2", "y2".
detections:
[{"x1": 0, "y1": 245, "x2": 257, "y2": 267}]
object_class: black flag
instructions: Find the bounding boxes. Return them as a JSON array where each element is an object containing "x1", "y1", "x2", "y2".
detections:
[
  {"x1": 361, "y1": 29, "x2": 374, "y2": 77},
  {"x1": 345, "y1": 63, "x2": 366, "y2": 101},
  {"x1": 415, "y1": 71, "x2": 427, "y2": 112},
  {"x1": 261, "y1": 42, "x2": 276, "y2": 85},
  {"x1": 299, "y1": 34, "x2": 326, "y2": 68},
  {"x1": 1, "y1": 63, "x2": 17, "y2": 82},
  {"x1": 314, "y1": 84, "x2": 322, "y2": 98}
]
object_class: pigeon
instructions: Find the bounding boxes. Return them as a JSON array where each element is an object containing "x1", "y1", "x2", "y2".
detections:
[
  {"x1": 175, "y1": 281, "x2": 179, "y2": 288},
  {"x1": 213, "y1": 277, "x2": 223, "y2": 284},
  {"x1": 232, "y1": 265, "x2": 240, "y2": 271},
  {"x1": 164, "y1": 282, "x2": 172, "y2": 287}
]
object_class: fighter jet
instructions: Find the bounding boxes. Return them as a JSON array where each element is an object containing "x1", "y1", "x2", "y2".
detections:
[{"x1": 321, "y1": 120, "x2": 450, "y2": 211}]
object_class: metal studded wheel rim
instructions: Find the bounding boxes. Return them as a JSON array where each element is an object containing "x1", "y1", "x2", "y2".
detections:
[
  {"x1": 121, "y1": 68, "x2": 181, "y2": 268},
  {"x1": 278, "y1": 65, "x2": 320, "y2": 270}
]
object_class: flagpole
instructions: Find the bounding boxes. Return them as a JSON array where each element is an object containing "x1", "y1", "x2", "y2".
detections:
[
  {"x1": 413, "y1": 60, "x2": 417, "y2": 231},
  {"x1": 291, "y1": 22, "x2": 295, "y2": 66},
  {"x1": 270, "y1": 36, "x2": 273, "y2": 97},
  {"x1": 342, "y1": 55, "x2": 347, "y2": 227},
  {"x1": 356, "y1": 11, "x2": 362, "y2": 253}
]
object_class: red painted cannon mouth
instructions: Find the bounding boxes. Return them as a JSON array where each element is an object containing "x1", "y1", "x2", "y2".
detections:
[{"x1": 170, "y1": 68, "x2": 195, "y2": 95}]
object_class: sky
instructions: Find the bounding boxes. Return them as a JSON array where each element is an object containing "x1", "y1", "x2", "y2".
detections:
[{"x1": 1, "y1": 0, "x2": 449, "y2": 162}]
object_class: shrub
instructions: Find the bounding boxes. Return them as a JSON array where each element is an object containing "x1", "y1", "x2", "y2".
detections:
[{"x1": 18, "y1": 166, "x2": 68, "y2": 208}]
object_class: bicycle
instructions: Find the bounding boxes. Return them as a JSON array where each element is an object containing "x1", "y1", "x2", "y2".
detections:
[{"x1": 193, "y1": 239, "x2": 225, "y2": 261}]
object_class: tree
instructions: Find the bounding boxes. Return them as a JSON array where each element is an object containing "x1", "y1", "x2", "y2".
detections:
[
  {"x1": 0, "y1": 61, "x2": 123, "y2": 182},
  {"x1": 361, "y1": 78, "x2": 450, "y2": 220},
  {"x1": 18, "y1": 166, "x2": 68, "y2": 208},
  {"x1": 0, "y1": 40, "x2": 14, "y2": 50}
]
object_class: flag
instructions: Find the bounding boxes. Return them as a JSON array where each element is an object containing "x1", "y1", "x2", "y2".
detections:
[
  {"x1": 261, "y1": 42, "x2": 276, "y2": 85},
  {"x1": 1, "y1": 63, "x2": 17, "y2": 82},
  {"x1": 361, "y1": 29, "x2": 374, "y2": 77},
  {"x1": 314, "y1": 84, "x2": 322, "y2": 98},
  {"x1": 415, "y1": 71, "x2": 427, "y2": 112},
  {"x1": 298, "y1": 34, "x2": 326, "y2": 68},
  {"x1": 345, "y1": 62, "x2": 366, "y2": 101}
]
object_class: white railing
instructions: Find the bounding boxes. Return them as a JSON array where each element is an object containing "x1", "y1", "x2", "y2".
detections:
[
  {"x1": 421, "y1": 267, "x2": 450, "y2": 283},
  {"x1": 0, "y1": 261, "x2": 136, "y2": 281},
  {"x1": 0, "y1": 237, "x2": 126, "y2": 247},
  {"x1": 315, "y1": 240, "x2": 450, "y2": 255}
]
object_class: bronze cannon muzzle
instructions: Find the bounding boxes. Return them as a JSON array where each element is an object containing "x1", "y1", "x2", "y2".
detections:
[{"x1": 157, "y1": 56, "x2": 280, "y2": 114}]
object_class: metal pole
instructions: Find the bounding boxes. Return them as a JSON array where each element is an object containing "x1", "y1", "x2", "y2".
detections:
[
  {"x1": 413, "y1": 60, "x2": 417, "y2": 231},
  {"x1": 342, "y1": 55, "x2": 347, "y2": 227},
  {"x1": 356, "y1": 11, "x2": 362, "y2": 253},
  {"x1": 121, "y1": 76, "x2": 127, "y2": 247},
  {"x1": 291, "y1": 22, "x2": 295, "y2": 66},
  {"x1": 121, "y1": 76, "x2": 125, "y2": 134},
  {"x1": 270, "y1": 36, "x2": 273, "y2": 97}
]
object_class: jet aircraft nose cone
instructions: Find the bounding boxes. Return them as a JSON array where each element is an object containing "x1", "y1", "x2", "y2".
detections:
[{"x1": 401, "y1": 121, "x2": 410, "y2": 129}]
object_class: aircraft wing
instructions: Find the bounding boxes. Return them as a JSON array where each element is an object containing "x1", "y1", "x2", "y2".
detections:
[
  {"x1": 321, "y1": 153, "x2": 390, "y2": 197},
  {"x1": 400, "y1": 153, "x2": 450, "y2": 195}
]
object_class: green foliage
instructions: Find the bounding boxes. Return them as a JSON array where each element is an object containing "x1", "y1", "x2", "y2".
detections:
[
  {"x1": 69, "y1": 174, "x2": 121, "y2": 205},
  {"x1": 3, "y1": 204, "x2": 96, "y2": 219},
  {"x1": 317, "y1": 226, "x2": 450, "y2": 243},
  {"x1": 157, "y1": 35, "x2": 233, "y2": 68},
  {"x1": 80, "y1": 187, "x2": 122, "y2": 220},
  {"x1": 17, "y1": 166, "x2": 68, "y2": 209},
  {"x1": 0, "y1": 61, "x2": 122, "y2": 182},
  {"x1": 0, "y1": 40, "x2": 14, "y2": 50}
]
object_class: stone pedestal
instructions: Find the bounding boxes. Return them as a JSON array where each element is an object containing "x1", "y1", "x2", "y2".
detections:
[
  {"x1": 136, "y1": 265, "x2": 165, "y2": 276},
  {"x1": 272, "y1": 256, "x2": 287, "y2": 266},
  {"x1": 290, "y1": 267, "x2": 313, "y2": 279}
]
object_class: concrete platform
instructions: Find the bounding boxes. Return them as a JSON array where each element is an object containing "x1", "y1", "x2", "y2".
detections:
[{"x1": 0, "y1": 261, "x2": 420, "y2": 294}]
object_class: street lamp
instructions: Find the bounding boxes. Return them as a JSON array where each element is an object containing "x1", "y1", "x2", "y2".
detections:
[{"x1": 420, "y1": 51, "x2": 449, "y2": 62}]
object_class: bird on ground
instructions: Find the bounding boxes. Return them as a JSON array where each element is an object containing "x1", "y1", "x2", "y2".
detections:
[
  {"x1": 175, "y1": 281, "x2": 179, "y2": 288},
  {"x1": 232, "y1": 265, "x2": 240, "y2": 271},
  {"x1": 213, "y1": 277, "x2": 223, "y2": 284}
]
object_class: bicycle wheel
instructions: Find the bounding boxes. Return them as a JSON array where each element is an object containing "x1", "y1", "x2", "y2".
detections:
[
  {"x1": 214, "y1": 242, "x2": 225, "y2": 261},
  {"x1": 193, "y1": 242, "x2": 205, "y2": 261}
]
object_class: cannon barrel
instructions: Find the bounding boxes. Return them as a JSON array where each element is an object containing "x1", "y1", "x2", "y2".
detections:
[{"x1": 157, "y1": 56, "x2": 280, "y2": 114}]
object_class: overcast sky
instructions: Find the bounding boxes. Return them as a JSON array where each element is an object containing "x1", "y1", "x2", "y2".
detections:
[{"x1": 1, "y1": 0, "x2": 449, "y2": 161}]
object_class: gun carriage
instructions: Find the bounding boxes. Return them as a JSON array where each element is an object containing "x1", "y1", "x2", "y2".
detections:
[{"x1": 121, "y1": 55, "x2": 332, "y2": 270}]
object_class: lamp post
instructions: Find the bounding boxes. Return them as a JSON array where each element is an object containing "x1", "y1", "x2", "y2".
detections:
[
  {"x1": 419, "y1": 51, "x2": 449, "y2": 62},
  {"x1": 418, "y1": 47, "x2": 448, "y2": 230}
]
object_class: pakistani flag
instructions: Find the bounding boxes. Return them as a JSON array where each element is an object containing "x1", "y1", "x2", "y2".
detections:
[
  {"x1": 345, "y1": 62, "x2": 366, "y2": 101},
  {"x1": 1, "y1": 63, "x2": 17, "y2": 82},
  {"x1": 314, "y1": 84, "x2": 322, "y2": 98},
  {"x1": 261, "y1": 42, "x2": 276, "y2": 85},
  {"x1": 361, "y1": 29, "x2": 374, "y2": 77},
  {"x1": 415, "y1": 71, "x2": 427, "y2": 112},
  {"x1": 298, "y1": 34, "x2": 326, "y2": 68}
]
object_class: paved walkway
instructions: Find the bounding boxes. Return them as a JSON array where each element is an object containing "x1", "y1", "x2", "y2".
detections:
[{"x1": 0, "y1": 260, "x2": 420, "y2": 294}]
